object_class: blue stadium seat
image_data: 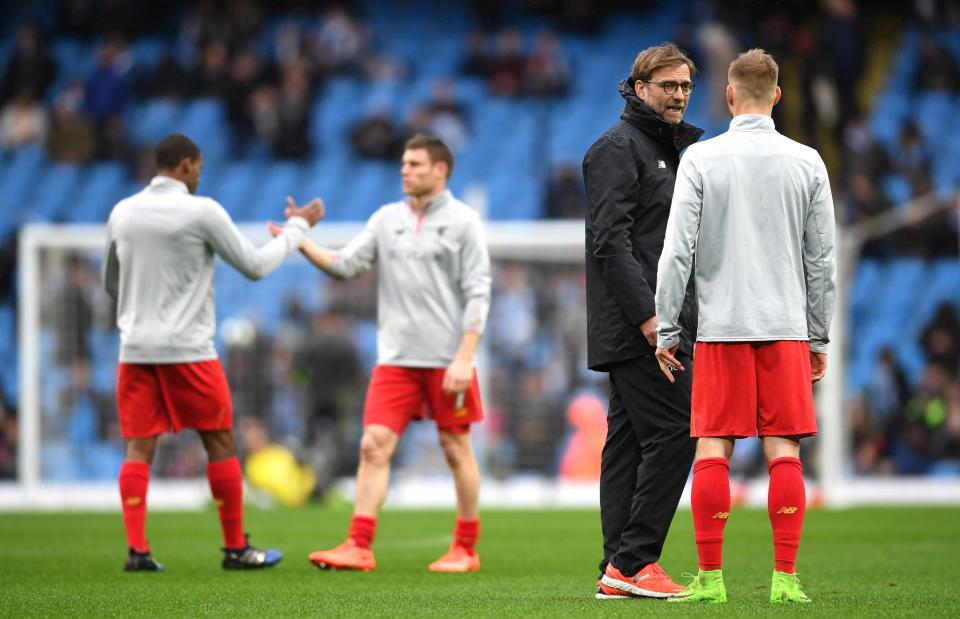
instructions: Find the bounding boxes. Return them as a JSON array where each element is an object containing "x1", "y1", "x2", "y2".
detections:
[
  {"x1": 252, "y1": 162, "x2": 305, "y2": 220},
  {"x1": 71, "y1": 163, "x2": 127, "y2": 222},
  {"x1": 28, "y1": 165, "x2": 82, "y2": 222},
  {"x1": 128, "y1": 100, "x2": 181, "y2": 146},
  {"x1": 881, "y1": 174, "x2": 912, "y2": 206},
  {"x1": 180, "y1": 100, "x2": 230, "y2": 163}
]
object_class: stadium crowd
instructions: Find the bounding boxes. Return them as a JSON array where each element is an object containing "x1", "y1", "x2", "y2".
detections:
[{"x1": 1, "y1": 0, "x2": 959, "y2": 484}]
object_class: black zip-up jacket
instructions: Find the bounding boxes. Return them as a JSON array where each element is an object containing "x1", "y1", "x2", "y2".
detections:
[{"x1": 583, "y1": 79, "x2": 703, "y2": 371}]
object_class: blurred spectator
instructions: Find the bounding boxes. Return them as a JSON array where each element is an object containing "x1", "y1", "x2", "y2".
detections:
[
  {"x1": 489, "y1": 29, "x2": 526, "y2": 97},
  {"x1": 847, "y1": 173, "x2": 892, "y2": 222},
  {"x1": 914, "y1": 36, "x2": 960, "y2": 92},
  {"x1": 273, "y1": 22, "x2": 306, "y2": 71},
  {"x1": 0, "y1": 90, "x2": 49, "y2": 151},
  {"x1": 224, "y1": 45, "x2": 268, "y2": 156},
  {"x1": 292, "y1": 309, "x2": 364, "y2": 484},
  {"x1": 891, "y1": 365, "x2": 954, "y2": 473},
  {"x1": 49, "y1": 254, "x2": 94, "y2": 367},
  {"x1": 544, "y1": 164, "x2": 586, "y2": 219},
  {"x1": 920, "y1": 302, "x2": 960, "y2": 374},
  {"x1": 350, "y1": 108, "x2": 405, "y2": 160},
  {"x1": 460, "y1": 30, "x2": 493, "y2": 77},
  {"x1": 866, "y1": 348, "x2": 910, "y2": 430},
  {"x1": 425, "y1": 79, "x2": 470, "y2": 150},
  {"x1": 180, "y1": 0, "x2": 234, "y2": 52},
  {"x1": 842, "y1": 114, "x2": 890, "y2": 181},
  {"x1": 240, "y1": 416, "x2": 316, "y2": 507},
  {"x1": 506, "y1": 371, "x2": 565, "y2": 475},
  {"x1": 192, "y1": 40, "x2": 231, "y2": 99},
  {"x1": 95, "y1": 115, "x2": 135, "y2": 162},
  {"x1": 892, "y1": 122, "x2": 930, "y2": 179},
  {"x1": 822, "y1": 0, "x2": 865, "y2": 123},
  {"x1": 523, "y1": 29, "x2": 570, "y2": 98},
  {"x1": 401, "y1": 104, "x2": 435, "y2": 139},
  {"x1": 147, "y1": 49, "x2": 191, "y2": 100},
  {"x1": 249, "y1": 83, "x2": 280, "y2": 150},
  {"x1": 489, "y1": 263, "x2": 537, "y2": 372},
  {"x1": 83, "y1": 38, "x2": 133, "y2": 125},
  {"x1": 47, "y1": 82, "x2": 96, "y2": 164},
  {"x1": 0, "y1": 24, "x2": 57, "y2": 105},
  {"x1": 56, "y1": 0, "x2": 97, "y2": 37},
  {"x1": 314, "y1": 6, "x2": 367, "y2": 76},
  {"x1": 273, "y1": 65, "x2": 313, "y2": 159},
  {"x1": 558, "y1": 393, "x2": 606, "y2": 481},
  {"x1": 697, "y1": 20, "x2": 738, "y2": 123},
  {"x1": 915, "y1": 0, "x2": 960, "y2": 27}
]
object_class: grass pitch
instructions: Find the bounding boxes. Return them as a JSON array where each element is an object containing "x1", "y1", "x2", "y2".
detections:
[{"x1": 0, "y1": 505, "x2": 957, "y2": 616}]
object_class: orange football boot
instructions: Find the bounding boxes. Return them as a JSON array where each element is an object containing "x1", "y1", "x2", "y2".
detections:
[
  {"x1": 427, "y1": 544, "x2": 480, "y2": 572},
  {"x1": 308, "y1": 538, "x2": 376, "y2": 572},
  {"x1": 600, "y1": 562, "x2": 684, "y2": 598}
]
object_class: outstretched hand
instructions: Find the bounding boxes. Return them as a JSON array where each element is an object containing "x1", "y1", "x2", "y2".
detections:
[
  {"x1": 655, "y1": 345, "x2": 684, "y2": 383},
  {"x1": 267, "y1": 221, "x2": 284, "y2": 238},
  {"x1": 285, "y1": 195, "x2": 325, "y2": 226}
]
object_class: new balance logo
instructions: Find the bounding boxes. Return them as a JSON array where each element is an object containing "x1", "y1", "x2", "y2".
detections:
[
  {"x1": 125, "y1": 497, "x2": 142, "y2": 506},
  {"x1": 776, "y1": 506, "x2": 799, "y2": 514},
  {"x1": 657, "y1": 159, "x2": 667, "y2": 169},
  {"x1": 711, "y1": 511, "x2": 730, "y2": 520}
]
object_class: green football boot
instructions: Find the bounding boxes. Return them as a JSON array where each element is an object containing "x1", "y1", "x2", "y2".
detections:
[
  {"x1": 770, "y1": 570, "x2": 812, "y2": 603},
  {"x1": 668, "y1": 569, "x2": 727, "y2": 604}
]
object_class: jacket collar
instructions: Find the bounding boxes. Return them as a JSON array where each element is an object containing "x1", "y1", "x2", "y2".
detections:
[
  {"x1": 406, "y1": 189, "x2": 452, "y2": 213},
  {"x1": 149, "y1": 175, "x2": 189, "y2": 193},
  {"x1": 618, "y1": 78, "x2": 703, "y2": 152},
  {"x1": 729, "y1": 114, "x2": 776, "y2": 132}
]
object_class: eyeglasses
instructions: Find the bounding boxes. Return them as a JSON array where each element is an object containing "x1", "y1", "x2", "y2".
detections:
[{"x1": 642, "y1": 80, "x2": 695, "y2": 96}]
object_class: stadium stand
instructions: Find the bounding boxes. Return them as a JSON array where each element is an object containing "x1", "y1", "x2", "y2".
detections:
[{"x1": 0, "y1": 0, "x2": 958, "y2": 483}]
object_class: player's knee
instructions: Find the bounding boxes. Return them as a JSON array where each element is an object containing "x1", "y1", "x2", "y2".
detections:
[
  {"x1": 359, "y1": 430, "x2": 392, "y2": 465},
  {"x1": 438, "y1": 433, "x2": 471, "y2": 467}
]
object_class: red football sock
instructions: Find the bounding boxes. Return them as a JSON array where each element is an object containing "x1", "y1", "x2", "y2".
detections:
[
  {"x1": 454, "y1": 518, "x2": 480, "y2": 555},
  {"x1": 119, "y1": 460, "x2": 151, "y2": 552},
  {"x1": 692, "y1": 457, "x2": 731, "y2": 571},
  {"x1": 768, "y1": 457, "x2": 806, "y2": 574},
  {"x1": 207, "y1": 457, "x2": 246, "y2": 549},
  {"x1": 349, "y1": 515, "x2": 377, "y2": 549}
]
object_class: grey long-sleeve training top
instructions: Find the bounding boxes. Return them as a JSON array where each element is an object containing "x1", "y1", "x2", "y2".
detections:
[
  {"x1": 103, "y1": 175, "x2": 308, "y2": 363},
  {"x1": 655, "y1": 114, "x2": 836, "y2": 353},
  {"x1": 323, "y1": 190, "x2": 492, "y2": 367}
]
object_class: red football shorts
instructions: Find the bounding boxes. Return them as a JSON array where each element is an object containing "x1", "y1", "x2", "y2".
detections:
[
  {"x1": 691, "y1": 341, "x2": 817, "y2": 438},
  {"x1": 117, "y1": 360, "x2": 233, "y2": 439},
  {"x1": 363, "y1": 365, "x2": 483, "y2": 435}
]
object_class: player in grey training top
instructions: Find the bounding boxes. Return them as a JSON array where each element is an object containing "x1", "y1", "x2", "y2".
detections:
[
  {"x1": 655, "y1": 50, "x2": 835, "y2": 604},
  {"x1": 276, "y1": 134, "x2": 492, "y2": 573},
  {"x1": 103, "y1": 133, "x2": 322, "y2": 573}
]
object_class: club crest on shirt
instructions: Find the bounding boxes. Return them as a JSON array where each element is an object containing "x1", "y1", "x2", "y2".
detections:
[{"x1": 657, "y1": 159, "x2": 667, "y2": 169}]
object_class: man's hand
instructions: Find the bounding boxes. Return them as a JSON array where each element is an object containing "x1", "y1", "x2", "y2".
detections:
[
  {"x1": 810, "y1": 351, "x2": 828, "y2": 383},
  {"x1": 285, "y1": 195, "x2": 325, "y2": 227},
  {"x1": 640, "y1": 315, "x2": 658, "y2": 346},
  {"x1": 267, "y1": 221, "x2": 283, "y2": 238},
  {"x1": 655, "y1": 345, "x2": 684, "y2": 383},
  {"x1": 442, "y1": 358, "x2": 473, "y2": 396}
]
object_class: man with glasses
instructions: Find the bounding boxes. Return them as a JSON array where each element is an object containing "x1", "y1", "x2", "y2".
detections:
[{"x1": 583, "y1": 43, "x2": 703, "y2": 599}]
